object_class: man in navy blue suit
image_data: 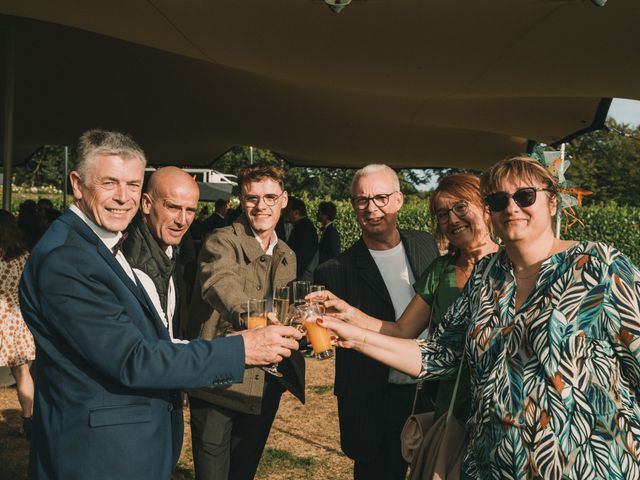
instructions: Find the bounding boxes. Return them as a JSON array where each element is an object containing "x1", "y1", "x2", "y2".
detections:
[{"x1": 19, "y1": 129, "x2": 301, "y2": 480}]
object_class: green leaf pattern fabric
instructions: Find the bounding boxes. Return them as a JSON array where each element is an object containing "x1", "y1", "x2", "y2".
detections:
[{"x1": 417, "y1": 241, "x2": 640, "y2": 479}]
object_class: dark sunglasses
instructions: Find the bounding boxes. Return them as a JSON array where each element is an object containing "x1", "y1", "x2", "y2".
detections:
[{"x1": 484, "y1": 187, "x2": 554, "y2": 212}]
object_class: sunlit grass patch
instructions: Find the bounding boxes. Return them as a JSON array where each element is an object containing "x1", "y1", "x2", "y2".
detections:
[
  {"x1": 257, "y1": 448, "x2": 316, "y2": 477},
  {"x1": 309, "y1": 384, "x2": 332, "y2": 395}
]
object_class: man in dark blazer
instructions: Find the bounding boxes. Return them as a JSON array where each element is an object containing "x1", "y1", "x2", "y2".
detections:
[
  {"x1": 314, "y1": 164, "x2": 438, "y2": 480},
  {"x1": 19, "y1": 129, "x2": 301, "y2": 480},
  {"x1": 284, "y1": 196, "x2": 319, "y2": 281}
]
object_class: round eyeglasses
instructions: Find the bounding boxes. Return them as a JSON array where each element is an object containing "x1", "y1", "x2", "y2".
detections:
[
  {"x1": 241, "y1": 192, "x2": 285, "y2": 208},
  {"x1": 435, "y1": 201, "x2": 469, "y2": 224},
  {"x1": 351, "y1": 191, "x2": 398, "y2": 210},
  {"x1": 484, "y1": 187, "x2": 553, "y2": 212}
]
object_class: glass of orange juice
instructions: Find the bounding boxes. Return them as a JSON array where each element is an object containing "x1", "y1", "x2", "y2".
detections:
[
  {"x1": 243, "y1": 299, "x2": 283, "y2": 377},
  {"x1": 246, "y1": 299, "x2": 267, "y2": 330},
  {"x1": 299, "y1": 301, "x2": 333, "y2": 360}
]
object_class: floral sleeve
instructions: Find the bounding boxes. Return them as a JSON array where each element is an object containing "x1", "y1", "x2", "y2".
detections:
[{"x1": 417, "y1": 276, "x2": 472, "y2": 380}]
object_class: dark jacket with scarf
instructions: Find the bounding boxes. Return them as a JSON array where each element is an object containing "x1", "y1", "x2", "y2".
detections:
[{"x1": 123, "y1": 213, "x2": 179, "y2": 335}]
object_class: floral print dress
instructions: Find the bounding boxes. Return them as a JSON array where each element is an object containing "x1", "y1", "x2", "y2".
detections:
[
  {"x1": 418, "y1": 241, "x2": 640, "y2": 479},
  {"x1": 0, "y1": 252, "x2": 35, "y2": 367}
]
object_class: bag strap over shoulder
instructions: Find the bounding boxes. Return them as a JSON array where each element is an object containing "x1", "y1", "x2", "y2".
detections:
[{"x1": 446, "y1": 252, "x2": 500, "y2": 421}]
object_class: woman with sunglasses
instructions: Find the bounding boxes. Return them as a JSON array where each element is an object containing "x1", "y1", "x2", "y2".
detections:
[
  {"x1": 309, "y1": 173, "x2": 498, "y2": 418},
  {"x1": 319, "y1": 156, "x2": 640, "y2": 478}
]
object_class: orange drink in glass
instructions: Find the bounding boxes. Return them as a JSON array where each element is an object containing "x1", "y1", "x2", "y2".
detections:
[
  {"x1": 245, "y1": 299, "x2": 267, "y2": 329},
  {"x1": 247, "y1": 316, "x2": 267, "y2": 329},
  {"x1": 299, "y1": 302, "x2": 333, "y2": 360}
]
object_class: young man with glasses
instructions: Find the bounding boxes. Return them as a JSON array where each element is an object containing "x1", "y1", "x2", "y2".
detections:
[
  {"x1": 186, "y1": 164, "x2": 305, "y2": 480},
  {"x1": 314, "y1": 164, "x2": 439, "y2": 480}
]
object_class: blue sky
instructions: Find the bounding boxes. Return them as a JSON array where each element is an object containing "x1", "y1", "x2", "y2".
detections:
[{"x1": 608, "y1": 98, "x2": 640, "y2": 127}]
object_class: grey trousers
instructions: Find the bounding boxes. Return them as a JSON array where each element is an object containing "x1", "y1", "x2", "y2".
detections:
[{"x1": 189, "y1": 377, "x2": 284, "y2": 480}]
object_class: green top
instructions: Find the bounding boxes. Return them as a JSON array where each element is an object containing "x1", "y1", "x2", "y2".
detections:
[
  {"x1": 414, "y1": 252, "x2": 471, "y2": 420},
  {"x1": 415, "y1": 253, "x2": 461, "y2": 332}
]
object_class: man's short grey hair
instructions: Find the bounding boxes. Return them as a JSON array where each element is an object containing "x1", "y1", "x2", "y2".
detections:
[
  {"x1": 76, "y1": 129, "x2": 147, "y2": 186},
  {"x1": 350, "y1": 164, "x2": 400, "y2": 196}
]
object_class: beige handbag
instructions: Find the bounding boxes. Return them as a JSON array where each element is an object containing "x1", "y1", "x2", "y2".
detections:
[{"x1": 401, "y1": 359, "x2": 467, "y2": 480}]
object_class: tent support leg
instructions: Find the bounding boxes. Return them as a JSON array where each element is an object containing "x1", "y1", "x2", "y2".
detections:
[{"x1": 2, "y1": 16, "x2": 16, "y2": 211}]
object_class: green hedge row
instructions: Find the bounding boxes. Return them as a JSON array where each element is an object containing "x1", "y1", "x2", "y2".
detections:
[{"x1": 303, "y1": 197, "x2": 640, "y2": 266}]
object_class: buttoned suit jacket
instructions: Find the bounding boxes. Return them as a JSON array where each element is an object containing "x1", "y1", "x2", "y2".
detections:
[
  {"x1": 19, "y1": 210, "x2": 245, "y2": 480},
  {"x1": 313, "y1": 229, "x2": 438, "y2": 462},
  {"x1": 187, "y1": 215, "x2": 305, "y2": 414}
]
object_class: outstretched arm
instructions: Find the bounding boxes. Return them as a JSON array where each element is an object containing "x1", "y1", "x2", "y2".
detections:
[
  {"x1": 307, "y1": 289, "x2": 432, "y2": 339},
  {"x1": 319, "y1": 316, "x2": 423, "y2": 377}
]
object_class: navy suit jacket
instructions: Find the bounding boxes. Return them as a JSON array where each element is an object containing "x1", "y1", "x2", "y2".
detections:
[{"x1": 19, "y1": 210, "x2": 245, "y2": 480}]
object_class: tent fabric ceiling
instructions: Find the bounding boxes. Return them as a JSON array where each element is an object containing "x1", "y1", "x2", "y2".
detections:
[{"x1": 0, "y1": 1, "x2": 637, "y2": 169}]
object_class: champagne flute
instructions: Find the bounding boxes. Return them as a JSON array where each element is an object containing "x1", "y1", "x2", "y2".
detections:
[
  {"x1": 273, "y1": 286, "x2": 290, "y2": 325},
  {"x1": 310, "y1": 284, "x2": 326, "y2": 303},
  {"x1": 292, "y1": 281, "x2": 311, "y2": 306},
  {"x1": 260, "y1": 286, "x2": 292, "y2": 377}
]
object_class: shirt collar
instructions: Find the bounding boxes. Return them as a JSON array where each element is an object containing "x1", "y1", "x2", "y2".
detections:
[
  {"x1": 70, "y1": 203, "x2": 125, "y2": 252},
  {"x1": 250, "y1": 227, "x2": 278, "y2": 255}
]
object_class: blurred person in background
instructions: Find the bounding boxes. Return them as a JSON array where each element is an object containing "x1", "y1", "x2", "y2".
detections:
[
  {"x1": 317, "y1": 201, "x2": 341, "y2": 265},
  {"x1": 202, "y1": 198, "x2": 230, "y2": 240},
  {"x1": 285, "y1": 196, "x2": 319, "y2": 281},
  {"x1": 37, "y1": 198, "x2": 61, "y2": 230},
  {"x1": 17, "y1": 200, "x2": 45, "y2": 251},
  {"x1": 0, "y1": 209, "x2": 35, "y2": 440}
]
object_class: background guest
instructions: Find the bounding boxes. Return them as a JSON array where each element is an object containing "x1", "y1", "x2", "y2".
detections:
[
  {"x1": 317, "y1": 201, "x2": 341, "y2": 265},
  {"x1": 17, "y1": 200, "x2": 45, "y2": 251},
  {"x1": 285, "y1": 196, "x2": 319, "y2": 281},
  {"x1": 0, "y1": 210, "x2": 35, "y2": 439}
]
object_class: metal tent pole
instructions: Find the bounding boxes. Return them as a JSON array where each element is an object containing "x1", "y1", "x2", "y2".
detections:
[
  {"x1": 63, "y1": 146, "x2": 69, "y2": 209},
  {"x1": 2, "y1": 17, "x2": 16, "y2": 211},
  {"x1": 555, "y1": 143, "x2": 566, "y2": 239}
]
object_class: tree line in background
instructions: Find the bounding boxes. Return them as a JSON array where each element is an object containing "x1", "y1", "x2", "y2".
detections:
[
  {"x1": 11, "y1": 145, "x2": 428, "y2": 199},
  {"x1": 10, "y1": 119, "x2": 640, "y2": 205}
]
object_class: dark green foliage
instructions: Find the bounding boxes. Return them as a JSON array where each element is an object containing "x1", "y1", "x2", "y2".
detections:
[
  {"x1": 304, "y1": 197, "x2": 640, "y2": 266},
  {"x1": 566, "y1": 120, "x2": 640, "y2": 206},
  {"x1": 212, "y1": 146, "x2": 424, "y2": 198},
  {"x1": 561, "y1": 203, "x2": 640, "y2": 263},
  {"x1": 13, "y1": 145, "x2": 77, "y2": 189}
]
